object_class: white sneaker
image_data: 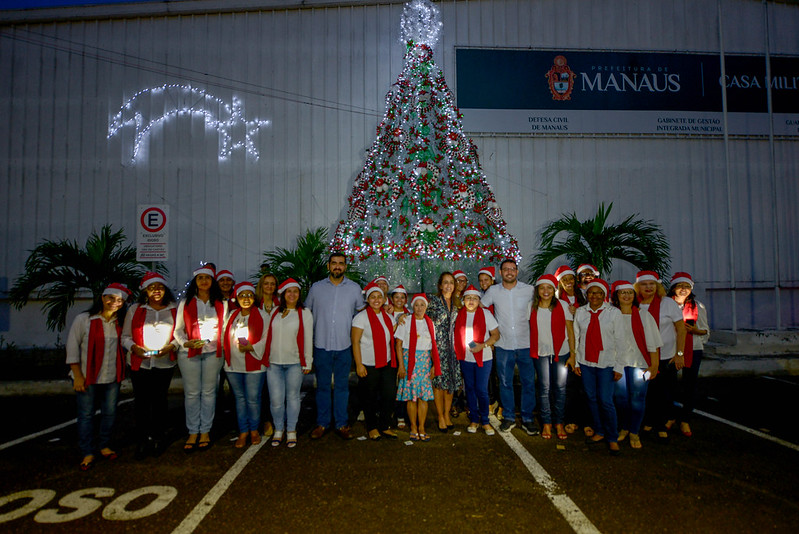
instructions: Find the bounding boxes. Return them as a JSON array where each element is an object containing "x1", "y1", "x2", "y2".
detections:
[
  {"x1": 467, "y1": 423, "x2": 479, "y2": 433},
  {"x1": 484, "y1": 425, "x2": 496, "y2": 436}
]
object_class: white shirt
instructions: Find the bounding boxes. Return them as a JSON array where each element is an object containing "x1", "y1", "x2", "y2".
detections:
[
  {"x1": 529, "y1": 300, "x2": 574, "y2": 357},
  {"x1": 614, "y1": 309, "x2": 663, "y2": 369},
  {"x1": 223, "y1": 308, "x2": 271, "y2": 373},
  {"x1": 66, "y1": 312, "x2": 120, "y2": 383},
  {"x1": 352, "y1": 309, "x2": 393, "y2": 367},
  {"x1": 121, "y1": 303, "x2": 178, "y2": 370},
  {"x1": 265, "y1": 307, "x2": 314, "y2": 369},
  {"x1": 573, "y1": 303, "x2": 623, "y2": 373},
  {"x1": 481, "y1": 281, "x2": 534, "y2": 350},
  {"x1": 395, "y1": 317, "x2": 434, "y2": 352},
  {"x1": 640, "y1": 297, "x2": 683, "y2": 360},
  {"x1": 454, "y1": 309, "x2": 499, "y2": 363},
  {"x1": 173, "y1": 297, "x2": 228, "y2": 355},
  {"x1": 676, "y1": 299, "x2": 710, "y2": 351}
]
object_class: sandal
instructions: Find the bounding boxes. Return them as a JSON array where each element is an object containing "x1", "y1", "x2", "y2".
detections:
[
  {"x1": 541, "y1": 424, "x2": 552, "y2": 440},
  {"x1": 380, "y1": 429, "x2": 398, "y2": 440},
  {"x1": 197, "y1": 435, "x2": 212, "y2": 451},
  {"x1": 665, "y1": 419, "x2": 676, "y2": 431},
  {"x1": 286, "y1": 432, "x2": 297, "y2": 448},
  {"x1": 262, "y1": 421, "x2": 274, "y2": 438},
  {"x1": 250, "y1": 430, "x2": 262, "y2": 445},
  {"x1": 79, "y1": 455, "x2": 95, "y2": 471},
  {"x1": 397, "y1": 418, "x2": 407, "y2": 429},
  {"x1": 483, "y1": 424, "x2": 495, "y2": 436},
  {"x1": 680, "y1": 422, "x2": 692, "y2": 437},
  {"x1": 630, "y1": 433, "x2": 642, "y2": 449},
  {"x1": 555, "y1": 424, "x2": 567, "y2": 440},
  {"x1": 409, "y1": 432, "x2": 420, "y2": 441},
  {"x1": 184, "y1": 435, "x2": 198, "y2": 454},
  {"x1": 100, "y1": 449, "x2": 118, "y2": 461},
  {"x1": 419, "y1": 433, "x2": 431, "y2": 442},
  {"x1": 584, "y1": 426, "x2": 595, "y2": 438},
  {"x1": 234, "y1": 433, "x2": 248, "y2": 448},
  {"x1": 368, "y1": 429, "x2": 382, "y2": 441},
  {"x1": 271, "y1": 431, "x2": 284, "y2": 447},
  {"x1": 564, "y1": 423, "x2": 578, "y2": 434},
  {"x1": 617, "y1": 429, "x2": 629, "y2": 442}
]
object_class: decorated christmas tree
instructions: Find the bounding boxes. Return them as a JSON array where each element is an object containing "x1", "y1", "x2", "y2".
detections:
[{"x1": 332, "y1": 0, "x2": 520, "y2": 286}]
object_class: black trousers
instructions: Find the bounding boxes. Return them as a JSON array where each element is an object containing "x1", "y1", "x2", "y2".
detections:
[
  {"x1": 129, "y1": 366, "x2": 174, "y2": 441},
  {"x1": 358, "y1": 365, "x2": 398, "y2": 432},
  {"x1": 646, "y1": 359, "x2": 678, "y2": 432}
]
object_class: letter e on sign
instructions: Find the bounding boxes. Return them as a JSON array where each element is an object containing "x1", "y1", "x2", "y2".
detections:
[{"x1": 141, "y1": 207, "x2": 166, "y2": 233}]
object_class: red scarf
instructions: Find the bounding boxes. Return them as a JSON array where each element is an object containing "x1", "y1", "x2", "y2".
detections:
[
  {"x1": 183, "y1": 298, "x2": 225, "y2": 358},
  {"x1": 263, "y1": 307, "x2": 306, "y2": 368},
  {"x1": 680, "y1": 300, "x2": 699, "y2": 368},
  {"x1": 585, "y1": 307, "x2": 604, "y2": 363},
  {"x1": 631, "y1": 308, "x2": 651, "y2": 366},
  {"x1": 366, "y1": 307, "x2": 396, "y2": 368},
  {"x1": 454, "y1": 307, "x2": 487, "y2": 367},
  {"x1": 643, "y1": 295, "x2": 663, "y2": 359},
  {"x1": 86, "y1": 316, "x2": 125, "y2": 385},
  {"x1": 559, "y1": 292, "x2": 575, "y2": 306},
  {"x1": 529, "y1": 302, "x2": 567, "y2": 361},
  {"x1": 130, "y1": 305, "x2": 178, "y2": 371},
  {"x1": 407, "y1": 315, "x2": 441, "y2": 378},
  {"x1": 224, "y1": 308, "x2": 266, "y2": 371}
]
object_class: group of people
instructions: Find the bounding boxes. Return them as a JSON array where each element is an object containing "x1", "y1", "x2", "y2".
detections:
[{"x1": 65, "y1": 253, "x2": 708, "y2": 469}]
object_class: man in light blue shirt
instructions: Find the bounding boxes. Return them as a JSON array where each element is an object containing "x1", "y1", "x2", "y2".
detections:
[
  {"x1": 305, "y1": 252, "x2": 364, "y2": 440},
  {"x1": 481, "y1": 259, "x2": 539, "y2": 435}
]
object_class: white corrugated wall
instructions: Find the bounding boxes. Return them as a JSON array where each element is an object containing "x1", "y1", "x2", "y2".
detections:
[{"x1": 1, "y1": 0, "x2": 797, "y2": 345}]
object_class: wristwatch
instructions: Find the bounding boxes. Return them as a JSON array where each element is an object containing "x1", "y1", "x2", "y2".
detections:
[{"x1": 676, "y1": 351, "x2": 684, "y2": 356}]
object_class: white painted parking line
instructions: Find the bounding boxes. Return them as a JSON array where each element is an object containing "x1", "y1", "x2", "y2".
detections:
[
  {"x1": 692, "y1": 408, "x2": 799, "y2": 452},
  {"x1": 761, "y1": 376, "x2": 799, "y2": 387},
  {"x1": 490, "y1": 415, "x2": 601, "y2": 534},
  {"x1": 171, "y1": 439, "x2": 265, "y2": 534},
  {"x1": 0, "y1": 398, "x2": 134, "y2": 452}
]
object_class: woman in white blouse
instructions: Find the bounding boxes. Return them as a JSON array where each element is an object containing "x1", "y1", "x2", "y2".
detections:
[
  {"x1": 66, "y1": 282, "x2": 131, "y2": 471},
  {"x1": 573, "y1": 279, "x2": 622, "y2": 455},
  {"x1": 173, "y1": 265, "x2": 228, "y2": 452},
  {"x1": 264, "y1": 278, "x2": 313, "y2": 448},
  {"x1": 352, "y1": 282, "x2": 398, "y2": 441},
  {"x1": 667, "y1": 272, "x2": 710, "y2": 437},
  {"x1": 223, "y1": 282, "x2": 270, "y2": 448},
  {"x1": 610, "y1": 281, "x2": 662, "y2": 449},
  {"x1": 122, "y1": 272, "x2": 177, "y2": 459}
]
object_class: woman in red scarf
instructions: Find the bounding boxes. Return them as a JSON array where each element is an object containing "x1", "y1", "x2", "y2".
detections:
[
  {"x1": 66, "y1": 282, "x2": 131, "y2": 471},
  {"x1": 223, "y1": 282, "x2": 270, "y2": 448},
  {"x1": 667, "y1": 272, "x2": 710, "y2": 437},
  {"x1": 610, "y1": 281, "x2": 662, "y2": 449},
  {"x1": 395, "y1": 294, "x2": 442, "y2": 441},
  {"x1": 573, "y1": 279, "x2": 623, "y2": 455},
  {"x1": 122, "y1": 272, "x2": 177, "y2": 460},
  {"x1": 254, "y1": 272, "x2": 279, "y2": 438},
  {"x1": 263, "y1": 279, "x2": 313, "y2": 448},
  {"x1": 352, "y1": 282, "x2": 397, "y2": 440},
  {"x1": 454, "y1": 286, "x2": 500, "y2": 435},
  {"x1": 173, "y1": 265, "x2": 228, "y2": 452},
  {"x1": 530, "y1": 275, "x2": 576, "y2": 440}
]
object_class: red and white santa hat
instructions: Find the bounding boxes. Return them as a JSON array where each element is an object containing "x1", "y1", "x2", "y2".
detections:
[
  {"x1": 585, "y1": 278, "x2": 610, "y2": 296},
  {"x1": 577, "y1": 264, "x2": 600, "y2": 276},
  {"x1": 103, "y1": 282, "x2": 132, "y2": 299},
  {"x1": 373, "y1": 275, "x2": 389, "y2": 285},
  {"x1": 193, "y1": 265, "x2": 215, "y2": 278},
  {"x1": 611, "y1": 280, "x2": 635, "y2": 295},
  {"x1": 554, "y1": 265, "x2": 575, "y2": 281},
  {"x1": 462, "y1": 284, "x2": 481, "y2": 297},
  {"x1": 140, "y1": 271, "x2": 166, "y2": 290},
  {"x1": 278, "y1": 278, "x2": 300, "y2": 295},
  {"x1": 670, "y1": 272, "x2": 694, "y2": 289},
  {"x1": 411, "y1": 293, "x2": 428, "y2": 306},
  {"x1": 215, "y1": 269, "x2": 235, "y2": 281},
  {"x1": 452, "y1": 270, "x2": 468, "y2": 280},
  {"x1": 391, "y1": 284, "x2": 407, "y2": 295},
  {"x1": 635, "y1": 270, "x2": 660, "y2": 283},
  {"x1": 535, "y1": 274, "x2": 558, "y2": 289},
  {"x1": 478, "y1": 266, "x2": 495, "y2": 280},
  {"x1": 364, "y1": 281, "x2": 384, "y2": 298},
  {"x1": 233, "y1": 282, "x2": 256, "y2": 297}
]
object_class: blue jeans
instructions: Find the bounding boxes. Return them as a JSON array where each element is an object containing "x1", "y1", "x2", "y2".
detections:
[
  {"x1": 267, "y1": 364, "x2": 304, "y2": 432},
  {"x1": 314, "y1": 347, "x2": 352, "y2": 429},
  {"x1": 614, "y1": 367, "x2": 649, "y2": 434},
  {"x1": 460, "y1": 360, "x2": 493, "y2": 425},
  {"x1": 581, "y1": 365, "x2": 618, "y2": 442},
  {"x1": 227, "y1": 371, "x2": 265, "y2": 433},
  {"x1": 75, "y1": 382, "x2": 120, "y2": 457},
  {"x1": 533, "y1": 355, "x2": 569, "y2": 425},
  {"x1": 495, "y1": 347, "x2": 536, "y2": 423},
  {"x1": 177, "y1": 352, "x2": 224, "y2": 434}
]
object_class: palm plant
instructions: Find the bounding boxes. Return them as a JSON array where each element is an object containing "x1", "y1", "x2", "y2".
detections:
[
  {"x1": 256, "y1": 227, "x2": 364, "y2": 299},
  {"x1": 526, "y1": 203, "x2": 671, "y2": 281},
  {"x1": 8, "y1": 225, "x2": 159, "y2": 331}
]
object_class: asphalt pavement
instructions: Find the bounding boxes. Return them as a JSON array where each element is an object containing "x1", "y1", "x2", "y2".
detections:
[{"x1": 0, "y1": 375, "x2": 798, "y2": 533}]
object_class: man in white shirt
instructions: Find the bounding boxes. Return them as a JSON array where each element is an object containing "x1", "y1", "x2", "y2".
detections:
[{"x1": 481, "y1": 259, "x2": 539, "y2": 435}]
